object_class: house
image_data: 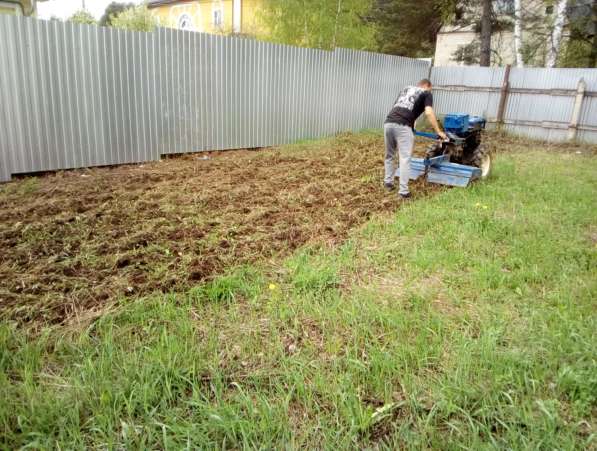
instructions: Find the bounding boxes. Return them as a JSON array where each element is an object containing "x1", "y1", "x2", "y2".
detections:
[
  {"x1": 147, "y1": 0, "x2": 264, "y2": 35},
  {"x1": 0, "y1": 0, "x2": 41, "y2": 16},
  {"x1": 434, "y1": 0, "x2": 551, "y2": 66},
  {"x1": 434, "y1": 23, "x2": 518, "y2": 67}
]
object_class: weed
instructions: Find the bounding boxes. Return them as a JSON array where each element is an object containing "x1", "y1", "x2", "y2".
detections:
[
  {"x1": 189, "y1": 266, "x2": 263, "y2": 304},
  {"x1": 286, "y1": 250, "x2": 340, "y2": 296}
]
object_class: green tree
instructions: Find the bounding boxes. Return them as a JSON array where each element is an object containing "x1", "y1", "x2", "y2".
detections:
[
  {"x1": 258, "y1": 0, "x2": 377, "y2": 50},
  {"x1": 110, "y1": 5, "x2": 157, "y2": 32},
  {"x1": 68, "y1": 9, "x2": 97, "y2": 25},
  {"x1": 559, "y1": 0, "x2": 596, "y2": 67},
  {"x1": 479, "y1": 0, "x2": 493, "y2": 65},
  {"x1": 99, "y1": 2, "x2": 135, "y2": 27},
  {"x1": 370, "y1": 0, "x2": 458, "y2": 57}
]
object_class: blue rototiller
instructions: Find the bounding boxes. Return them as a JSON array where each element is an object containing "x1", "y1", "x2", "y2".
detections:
[{"x1": 397, "y1": 113, "x2": 492, "y2": 187}]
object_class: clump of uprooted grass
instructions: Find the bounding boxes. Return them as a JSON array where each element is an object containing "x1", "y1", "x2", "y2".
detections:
[{"x1": 1, "y1": 138, "x2": 595, "y2": 449}]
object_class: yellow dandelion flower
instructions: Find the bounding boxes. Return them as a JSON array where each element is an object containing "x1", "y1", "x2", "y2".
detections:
[
  {"x1": 475, "y1": 202, "x2": 481, "y2": 207},
  {"x1": 269, "y1": 283, "x2": 277, "y2": 290}
]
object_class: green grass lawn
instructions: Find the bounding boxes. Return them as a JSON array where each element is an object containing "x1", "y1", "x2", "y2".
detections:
[{"x1": 1, "y1": 134, "x2": 596, "y2": 449}]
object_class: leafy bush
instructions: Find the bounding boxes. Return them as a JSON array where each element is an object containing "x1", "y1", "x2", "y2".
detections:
[
  {"x1": 110, "y1": 5, "x2": 157, "y2": 32},
  {"x1": 99, "y1": 1, "x2": 135, "y2": 27},
  {"x1": 68, "y1": 10, "x2": 96, "y2": 25}
]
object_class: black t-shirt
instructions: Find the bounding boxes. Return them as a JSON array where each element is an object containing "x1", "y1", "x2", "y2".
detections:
[{"x1": 385, "y1": 86, "x2": 433, "y2": 128}]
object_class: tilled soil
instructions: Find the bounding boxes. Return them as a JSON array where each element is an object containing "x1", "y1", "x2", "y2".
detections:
[{"x1": 0, "y1": 133, "x2": 435, "y2": 325}]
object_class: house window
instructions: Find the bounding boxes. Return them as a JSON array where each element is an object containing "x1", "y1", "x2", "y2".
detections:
[
  {"x1": 178, "y1": 14, "x2": 194, "y2": 31},
  {"x1": 494, "y1": 0, "x2": 514, "y2": 15},
  {"x1": 213, "y1": 9, "x2": 223, "y2": 27}
]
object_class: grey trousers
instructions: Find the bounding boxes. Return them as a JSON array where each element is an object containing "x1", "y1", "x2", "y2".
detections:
[{"x1": 384, "y1": 123, "x2": 414, "y2": 195}]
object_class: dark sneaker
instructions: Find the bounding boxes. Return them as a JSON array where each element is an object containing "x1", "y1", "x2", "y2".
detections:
[
  {"x1": 399, "y1": 192, "x2": 412, "y2": 199},
  {"x1": 384, "y1": 182, "x2": 395, "y2": 191}
]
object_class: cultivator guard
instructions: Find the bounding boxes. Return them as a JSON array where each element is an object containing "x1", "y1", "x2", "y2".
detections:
[
  {"x1": 407, "y1": 154, "x2": 482, "y2": 187},
  {"x1": 397, "y1": 113, "x2": 491, "y2": 188}
]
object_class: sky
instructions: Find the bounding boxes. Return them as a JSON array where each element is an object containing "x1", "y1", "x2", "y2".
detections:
[{"x1": 37, "y1": 0, "x2": 143, "y2": 21}]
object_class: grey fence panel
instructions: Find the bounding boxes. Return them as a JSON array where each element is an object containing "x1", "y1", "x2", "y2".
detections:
[
  {"x1": 1, "y1": 18, "x2": 160, "y2": 178},
  {"x1": 0, "y1": 26, "x2": 9, "y2": 182},
  {"x1": 332, "y1": 48, "x2": 343, "y2": 134},
  {"x1": 377, "y1": 53, "x2": 390, "y2": 127},
  {"x1": 431, "y1": 66, "x2": 597, "y2": 143},
  {"x1": 348, "y1": 49, "x2": 361, "y2": 131},
  {"x1": 0, "y1": 15, "x2": 14, "y2": 180},
  {"x1": 115, "y1": 28, "x2": 130, "y2": 162},
  {"x1": 266, "y1": 41, "x2": 277, "y2": 146},
  {"x1": 2, "y1": 15, "x2": 26, "y2": 174},
  {"x1": 5, "y1": 13, "x2": 597, "y2": 184},
  {"x1": 431, "y1": 66, "x2": 505, "y2": 120},
  {"x1": 578, "y1": 76, "x2": 597, "y2": 143},
  {"x1": 506, "y1": 68, "x2": 597, "y2": 143},
  {"x1": 0, "y1": 15, "x2": 429, "y2": 182},
  {"x1": 506, "y1": 68, "x2": 579, "y2": 142}
]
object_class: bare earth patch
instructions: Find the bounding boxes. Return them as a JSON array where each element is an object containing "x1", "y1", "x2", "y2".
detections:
[{"x1": 1, "y1": 133, "x2": 436, "y2": 325}]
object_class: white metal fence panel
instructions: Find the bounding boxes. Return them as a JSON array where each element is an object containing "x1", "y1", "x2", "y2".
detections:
[
  {"x1": 0, "y1": 16, "x2": 161, "y2": 180},
  {"x1": 0, "y1": 15, "x2": 430, "y2": 181},
  {"x1": 3, "y1": 13, "x2": 595, "y2": 184},
  {"x1": 431, "y1": 66, "x2": 505, "y2": 120},
  {"x1": 431, "y1": 66, "x2": 597, "y2": 143},
  {"x1": 505, "y1": 68, "x2": 597, "y2": 142},
  {"x1": 579, "y1": 76, "x2": 597, "y2": 144}
]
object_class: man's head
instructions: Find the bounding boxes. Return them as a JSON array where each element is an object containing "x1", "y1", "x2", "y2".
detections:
[{"x1": 417, "y1": 79, "x2": 432, "y2": 91}]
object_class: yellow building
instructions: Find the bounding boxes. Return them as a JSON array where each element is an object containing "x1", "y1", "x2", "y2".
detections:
[
  {"x1": 0, "y1": 0, "x2": 40, "y2": 16},
  {"x1": 148, "y1": 0, "x2": 264, "y2": 36}
]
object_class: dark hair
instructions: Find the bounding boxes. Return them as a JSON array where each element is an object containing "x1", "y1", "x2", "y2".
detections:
[{"x1": 418, "y1": 79, "x2": 432, "y2": 87}]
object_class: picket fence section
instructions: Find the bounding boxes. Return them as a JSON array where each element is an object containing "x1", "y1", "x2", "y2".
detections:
[{"x1": 0, "y1": 15, "x2": 429, "y2": 182}]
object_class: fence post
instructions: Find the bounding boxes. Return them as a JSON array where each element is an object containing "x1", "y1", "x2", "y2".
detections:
[
  {"x1": 496, "y1": 64, "x2": 511, "y2": 128},
  {"x1": 567, "y1": 78, "x2": 586, "y2": 142}
]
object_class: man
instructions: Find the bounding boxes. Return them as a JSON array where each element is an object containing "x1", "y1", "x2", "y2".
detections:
[{"x1": 383, "y1": 79, "x2": 447, "y2": 198}]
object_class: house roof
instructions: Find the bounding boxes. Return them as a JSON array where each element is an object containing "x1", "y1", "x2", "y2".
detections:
[
  {"x1": 147, "y1": 0, "x2": 196, "y2": 8},
  {"x1": 4, "y1": 0, "x2": 43, "y2": 16}
]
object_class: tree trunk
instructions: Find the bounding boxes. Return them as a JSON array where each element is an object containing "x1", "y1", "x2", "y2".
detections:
[
  {"x1": 546, "y1": 0, "x2": 567, "y2": 68},
  {"x1": 588, "y1": 4, "x2": 596, "y2": 67},
  {"x1": 303, "y1": 0, "x2": 308, "y2": 45},
  {"x1": 590, "y1": 31, "x2": 597, "y2": 68},
  {"x1": 332, "y1": 0, "x2": 342, "y2": 48},
  {"x1": 514, "y1": 0, "x2": 524, "y2": 67},
  {"x1": 480, "y1": 0, "x2": 492, "y2": 66}
]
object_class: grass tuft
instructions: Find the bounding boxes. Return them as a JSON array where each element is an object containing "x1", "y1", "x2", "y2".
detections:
[{"x1": 189, "y1": 266, "x2": 263, "y2": 304}]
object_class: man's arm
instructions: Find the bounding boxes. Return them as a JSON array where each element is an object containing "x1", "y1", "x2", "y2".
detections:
[{"x1": 425, "y1": 106, "x2": 447, "y2": 140}]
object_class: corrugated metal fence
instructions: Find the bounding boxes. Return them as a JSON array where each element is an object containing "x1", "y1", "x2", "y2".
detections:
[
  {"x1": 431, "y1": 67, "x2": 505, "y2": 119},
  {"x1": 432, "y1": 66, "x2": 597, "y2": 143},
  {"x1": 506, "y1": 68, "x2": 597, "y2": 142},
  {"x1": 0, "y1": 15, "x2": 429, "y2": 182},
  {"x1": 2, "y1": 14, "x2": 596, "y2": 183}
]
